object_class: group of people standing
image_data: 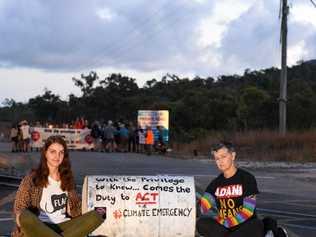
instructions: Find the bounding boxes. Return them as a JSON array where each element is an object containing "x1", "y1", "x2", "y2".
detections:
[
  {"x1": 10, "y1": 121, "x2": 31, "y2": 153},
  {"x1": 9, "y1": 118, "x2": 167, "y2": 155},
  {"x1": 90, "y1": 120, "x2": 166, "y2": 155}
]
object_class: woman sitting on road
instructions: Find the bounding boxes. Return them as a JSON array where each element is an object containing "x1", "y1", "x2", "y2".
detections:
[{"x1": 12, "y1": 135, "x2": 106, "y2": 237}]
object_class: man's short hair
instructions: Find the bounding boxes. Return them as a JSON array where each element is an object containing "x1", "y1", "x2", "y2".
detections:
[{"x1": 211, "y1": 141, "x2": 235, "y2": 153}]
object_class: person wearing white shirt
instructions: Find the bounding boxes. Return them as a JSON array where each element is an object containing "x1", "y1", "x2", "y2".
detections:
[{"x1": 12, "y1": 136, "x2": 106, "y2": 237}]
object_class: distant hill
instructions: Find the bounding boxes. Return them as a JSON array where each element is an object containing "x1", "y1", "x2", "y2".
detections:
[
  {"x1": 1, "y1": 62, "x2": 316, "y2": 142},
  {"x1": 302, "y1": 59, "x2": 316, "y2": 65}
]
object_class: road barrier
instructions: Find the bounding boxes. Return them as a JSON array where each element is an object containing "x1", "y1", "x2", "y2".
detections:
[{"x1": 30, "y1": 127, "x2": 94, "y2": 150}]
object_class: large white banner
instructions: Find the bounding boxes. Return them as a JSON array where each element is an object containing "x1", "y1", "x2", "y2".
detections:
[
  {"x1": 30, "y1": 127, "x2": 94, "y2": 150},
  {"x1": 82, "y1": 176, "x2": 196, "y2": 237}
]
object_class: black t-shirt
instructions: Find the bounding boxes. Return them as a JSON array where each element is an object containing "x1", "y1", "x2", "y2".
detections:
[{"x1": 205, "y1": 168, "x2": 259, "y2": 220}]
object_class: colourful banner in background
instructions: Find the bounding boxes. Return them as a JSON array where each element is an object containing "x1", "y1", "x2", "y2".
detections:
[{"x1": 137, "y1": 110, "x2": 169, "y2": 142}]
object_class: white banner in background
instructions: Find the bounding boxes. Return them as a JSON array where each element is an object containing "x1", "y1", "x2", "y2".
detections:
[{"x1": 30, "y1": 127, "x2": 94, "y2": 150}]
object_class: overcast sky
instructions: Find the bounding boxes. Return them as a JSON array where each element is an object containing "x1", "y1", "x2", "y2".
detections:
[{"x1": 0, "y1": 0, "x2": 316, "y2": 104}]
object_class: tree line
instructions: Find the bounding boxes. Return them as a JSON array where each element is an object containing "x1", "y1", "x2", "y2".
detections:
[{"x1": 1, "y1": 60, "x2": 316, "y2": 142}]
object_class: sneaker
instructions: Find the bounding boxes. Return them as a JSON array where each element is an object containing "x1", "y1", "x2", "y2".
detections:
[{"x1": 277, "y1": 227, "x2": 288, "y2": 237}]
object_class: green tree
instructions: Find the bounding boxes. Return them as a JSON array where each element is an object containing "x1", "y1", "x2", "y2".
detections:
[
  {"x1": 237, "y1": 86, "x2": 272, "y2": 129},
  {"x1": 28, "y1": 89, "x2": 63, "y2": 122}
]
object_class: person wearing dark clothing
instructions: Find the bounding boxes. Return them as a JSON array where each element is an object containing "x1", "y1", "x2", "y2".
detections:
[
  {"x1": 118, "y1": 124, "x2": 129, "y2": 152},
  {"x1": 90, "y1": 122, "x2": 101, "y2": 151},
  {"x1": 197, "y1": 141, "x2": 264, "y2": 237},
  {"x1": 90, "y1": 123, "x2": 101, "y2": 139},
  {"x1": 10, "y1": 125, "x2": 19, "y2": 152},
  {"x1": 128, "y1": 123, "x2": 136, "y2": 152},
  {"x1": 154, "y1": 125, "x2": 167, "y2": 154},
  {"x1": 102, "y1": 120, "x2": 117, "y2": 152}
]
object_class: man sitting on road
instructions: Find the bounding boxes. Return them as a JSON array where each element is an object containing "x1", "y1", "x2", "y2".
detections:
[{"x1": 197, "y1": 141, "x2": 264, "y2": 237}]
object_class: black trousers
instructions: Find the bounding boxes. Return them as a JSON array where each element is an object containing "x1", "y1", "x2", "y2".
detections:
[{"x1": 197, "y1": 217, "x2": 264, "y2": 237}]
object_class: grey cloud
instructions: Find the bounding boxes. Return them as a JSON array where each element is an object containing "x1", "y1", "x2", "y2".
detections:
[
  {"x1": 305, "y1": 33, "x2": 316, "y2": 60},
  {"x1": 218, "y1": 0, "x2": 316, "y2": 74},
  {"x1": 218, "y1": 1, "x2": 281, "y2": 73},
  {"x1": 1, "y1": 0, "x2": 314, "y2": 77},
  {"x1": 0, "y1": 0, "x2": 214, "y2": 73},
  {"x1": 288, "y1": 9, "x2": 316, "y2": 62}
]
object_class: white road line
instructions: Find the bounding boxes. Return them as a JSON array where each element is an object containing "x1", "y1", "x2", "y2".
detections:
[
  {"x1": 256, "y1": 176, "x2": 276, "y2": 179},
  {"x1": 259, "y1": 200, "x2": 316, "y2": 208},
  {"x1": 0, "y1": 191, "x2": 16, "y2": 207},
  {"x1": 0, "y1": 182, "x2": 19, "y2": 188},
  {"x1": 0, "y1": 217, "x2": 13, "y2": 222},
  {"x1": 156, "y1": 174, "x2": 276, "y2": 179},
  {"x1": 283, "y1": 223, "x2": 316, "y2": 230},
  {"x1": 258, "y1": 208, "x2": 316, "y2": 218}
]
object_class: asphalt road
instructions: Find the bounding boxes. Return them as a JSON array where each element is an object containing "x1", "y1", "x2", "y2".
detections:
[{"x1": 0, "y1": 144, "x2": 315, "y2": 236}]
